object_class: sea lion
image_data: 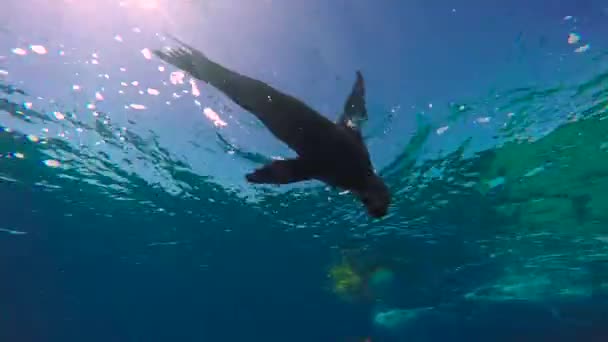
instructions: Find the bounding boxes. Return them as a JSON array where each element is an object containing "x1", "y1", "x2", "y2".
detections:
[{"x1": 153, "y1": 36, "x2": 390, "y2": 218}]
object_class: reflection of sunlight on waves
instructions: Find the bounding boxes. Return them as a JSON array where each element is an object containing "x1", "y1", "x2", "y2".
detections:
[
  {"x1": 0, "y1": 85, "x2": 209, "y2": 204},
  {"x1": 0, "y1": 72, "x2": 293, "y2": 234},
  {"x1": 2, "y1": 59, "x2": 608, "y2": 232},
  {"x1": 0, "y1": 90, "x2": 251, "y2": 228},
  {"x1": 0, "y1": 33, "x2": 242, "y2": 200},
  {"x1": 1, "y1": 9, "x2": 608, "y2": 238}
]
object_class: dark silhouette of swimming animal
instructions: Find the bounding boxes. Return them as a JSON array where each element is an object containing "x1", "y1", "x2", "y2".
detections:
[{"x1": 153, "y1": 36, "x2": 390, "y2": 218}]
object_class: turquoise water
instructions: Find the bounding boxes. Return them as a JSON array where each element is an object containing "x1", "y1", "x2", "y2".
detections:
[{"x1": 1, "y1": 1, "x2": 608, "y2": 341}]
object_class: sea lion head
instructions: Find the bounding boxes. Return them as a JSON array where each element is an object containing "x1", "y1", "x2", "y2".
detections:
[{"x1": 356, "y1": 174, "x2": 390, "y2": 218}]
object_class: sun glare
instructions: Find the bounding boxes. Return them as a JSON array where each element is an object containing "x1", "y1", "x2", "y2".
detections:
[{"x1": 138, "y1": 0, "x2": 159, "y2": 10}]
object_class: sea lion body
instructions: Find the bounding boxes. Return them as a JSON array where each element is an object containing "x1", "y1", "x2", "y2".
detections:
[{"x1": 154, "y1": 37, "x2": 390, "y2": 217}]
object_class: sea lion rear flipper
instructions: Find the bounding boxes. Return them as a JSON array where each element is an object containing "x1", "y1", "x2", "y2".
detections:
[
  {"x1": 246, "y1": 159, "x2": 313, "y2": 184},
  {"x1": 338, "y1": 71, "x2": 368, "y2": 131}
]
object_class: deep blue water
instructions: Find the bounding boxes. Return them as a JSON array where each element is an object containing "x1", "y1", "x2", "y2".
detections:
[{"x1": 1, "y1": 0, "x2": 608, "y2": 341}]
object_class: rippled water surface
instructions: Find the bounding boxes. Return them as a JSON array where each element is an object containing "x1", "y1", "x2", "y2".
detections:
[{"x1": 1, "y1": 1, "x2": 608, "y2": 341}]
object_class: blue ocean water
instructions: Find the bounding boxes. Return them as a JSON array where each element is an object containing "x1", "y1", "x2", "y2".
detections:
[{"x1": 1, "y1": 0, "x2": 608, "y2": 341}]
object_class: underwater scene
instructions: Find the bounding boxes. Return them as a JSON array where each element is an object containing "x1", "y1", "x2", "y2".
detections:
[{"x1": 1, "y1": 0, "x2": 608, "y2": 341}]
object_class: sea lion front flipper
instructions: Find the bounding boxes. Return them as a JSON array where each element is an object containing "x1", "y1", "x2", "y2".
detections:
[
  {"x1": 153, "y1": 38, "x2": 209, "y2": 80},
  {"x1": 246, "y1": 159, "x2": 313, "y2": 185},
  {"x1": 155, "y1": 36, "x2": 328, "y2": 156},
  {"x1": 337, "y1": 71, "x2": 368, "y2": 131}
]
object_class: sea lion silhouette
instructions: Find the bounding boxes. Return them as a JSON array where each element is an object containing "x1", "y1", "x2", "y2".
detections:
[{"x1": 154, "y1": 36, "x2": 390, "y2": 218}]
